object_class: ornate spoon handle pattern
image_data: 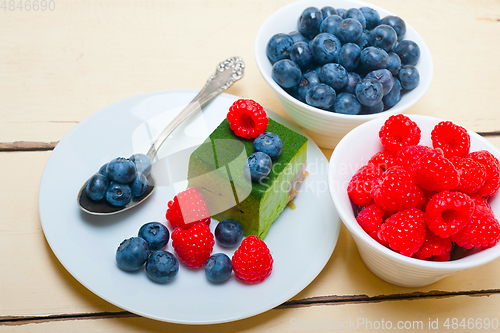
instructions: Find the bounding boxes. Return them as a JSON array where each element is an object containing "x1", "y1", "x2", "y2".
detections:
[{"x1": 147, "y1": 56, "x2": 245, "y2": 160}]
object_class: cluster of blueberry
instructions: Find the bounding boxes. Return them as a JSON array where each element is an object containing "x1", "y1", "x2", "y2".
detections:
[
  {"x1": 116, "y1": 222, "x2": 177, "y2": 283},
  {"x1": 206, "y1": 219, "x2": 244, "y2": 282},
  {"x1": 247, "y1": 132, "x2": 283, "y2": 182},
  {"x1": 267, "y1": 6, "x2": 421, "y2": 115},
  {"x1": 85, "y1": 154, "x2": 151, "y2": 207},
  {"x1": 116, "y1": 219, "x2": 244, "y2": 283}
]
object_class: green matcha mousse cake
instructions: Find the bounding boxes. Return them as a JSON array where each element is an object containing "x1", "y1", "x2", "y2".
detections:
[{"x1": 187, "y1": 117, "x2": 308, "y2": 239}]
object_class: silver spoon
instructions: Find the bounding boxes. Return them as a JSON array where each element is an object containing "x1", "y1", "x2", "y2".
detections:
[{"x1": 77, "y1": 56, "x2": 245, "y2": 215}]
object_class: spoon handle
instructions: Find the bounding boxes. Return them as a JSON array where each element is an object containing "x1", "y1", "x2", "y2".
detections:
[{"x1": 146, "y1": 56, "x2": 245, "y2": 160}]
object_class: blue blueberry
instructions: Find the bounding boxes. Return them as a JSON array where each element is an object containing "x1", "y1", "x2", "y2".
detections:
[
  {"x1": 287, "y1": 85, "x2": 303, "y2": 102},
  {"x1": 215, "y1": 219, "x2": 244, "y2": 248},
  {"x1": 145, "y1": 250, "x2": 179, "y2": 283},
  {"x1": 290, "y1": 41, "x2": 314, "y2": 70},
  {"x1": 360, "y1": 7, "x2": 380, "y2": 30},
  {"x1": 342, "y1": 72, "x2": 361, "y2": 94},
  {"x1": 380, "y1": 16, "x2": 406, "y2": 40},
  {"x1": 116, "y1": 237, "x2": 149, "y2": 271},
  {"x1": 305, "y1": 83, "x2": 336, "y2": 109},
  {"x1": 361, "y1": 100, "x2": 385, "y2": 114},
  {"x1": 320, "y1": 6, "x2": 337, "y2": 19},
  {"x1": 86, "y1": 173, "x2": 109, "y2": 201},
  {"x1": 319, "y1": 63, "x2": 348, "y2": 90},
  {"x1": 205, "y1": 253, "x2": 232, "y2": 283},
  {"x1": 336, "y1": 18, "x2": 363, "y2": 44},
  {"x1": 356, "y1": 31, "x2": 370, "y2": 49},
  {"x1": 138, "y1": 222, "x2": 169, "y2": 251},
  {"x1": 365, "y1": 69, "x2": 394, "y2": 95},
  {"x1": 247, "y1": 152, "x2": 272, "y2": 182},
  {"x1": 253, "y1": 132, "x2": 283, "y2": 160},
  {"x1": 399, "y1": 65, "x2": 420, "y2": 90},
  {"x1": 368, "y1": 25, "x2": 397, "y2": 52},
  {"x1": 297, "y1": 7, "x2": 323, "y2": 39},
  {"x1": 312, "y1": 66, "x2": 322, "y2": 75},
  {"x1": 129, "y1": 153, "x2": 152, "y2": 177},
  {"x1": 332, "y1": 92, "x2": 362, "y2": 115},
  {"x1": 387, "y1": 52, "x2": 402, "y2": 76},
  {"x1": 383, "y1": 77, "x2": 402, "y2": 108},
  {"x1": 106, "y1": 157, "x2": 137, "y2": 184},
  {"x1": 309, "y1": 33, "x2": 341, "y2": 65},
  {"x1": 336, "y1": 8, "x2": 346, "y2": 18},
  {"x1": 266, "y1": 33, "x2": 294, "y2": 64},
  {"x1": 288, "y1": 31, "x2": 309, "y2": 44},
  {"x1": 355, "y1": 78, "x2": 384, "y2": 106},
  {"x1": 130, "y1": 172, "x2": 148, "y2": 197},
  {"x1": 98, "y1": 163, "x2": 108, "y2": 178},
  {"x1": 360, "y1": 46, "x2": 389, "y2": 72},
  {"x1": 296, "y1": 70, "x2": 321, "y2": 101},
  {"x1": 393, "y1": 40, "x2": 420, "y2": 66},
  {"x1": 338, "y1": 43, "x2": 361, "y2": 72},
  {"x1": 319, "y1": 14, "x2": 342, "y2": 35},
  {"x1": 343, "y1": 8, "x2": 366, "y2": 29},
  {"x1": 271, "y1": 59, "x2": 302, "y2": 89},
  {"x1": 105, "y1": 182, "x2": 132, "y2": 207}
]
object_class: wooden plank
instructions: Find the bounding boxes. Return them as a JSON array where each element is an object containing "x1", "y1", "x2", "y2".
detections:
[
  {"x1": 0, "y1": 151, "x2": 121, "y2": 317},
  {"x1": 2, "y1": 293, "x2": 500, "y2": 332},
  {"x1": 0, "y1": 0, "x2": 289, "y2": 142},
  {"x1": 485, "y1": 136, "x2": 500, "y2": 150},
  {"x1": 0, "y1": 0, "x2": 499, "y2": 143},
  {"x1": 2, "y1": 151, "x2": 500, "y2": 318}
]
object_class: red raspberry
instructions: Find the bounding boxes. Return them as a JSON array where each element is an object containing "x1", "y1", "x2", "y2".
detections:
[
  {"x1": 227, "y1": 99, "x2": 268, "y2": 139},
  {"x1": 395, "y1": 145, "x2": 432, "y2": 174},
  {"x1": 347, "y1": 164, "x2": 382, "y2": 207},
  {"x1": 378, "y1": 208, "x2": 426, "y2": 257},
  {"x1": 371, "y1": 166, "x2": 425, "y2": 212},
  {"x1": 413, "y1": 228, "x2": 452, "y2": 261},
  {"x1": 166, "y1": 188, "x2": 211, "y2": 230},
  {"x1": 449, "y1": 156, "x2": 488, "y2": 195},
  {"x1": 171, "y1": 222, "x2": 215, "y2": 268},
  {"x1": 431, "y1": 121, "x2": 470, "y2": 158},
  {"x1": 425, "y1": 191, "x2": 474, "y2": 238},
  {"x1": 451, "y1": 204, "x2": 500, "y2": 249},
  {"x1": 368, "y1": 150, "x2": 397, "y2": 172},
  {"x1": 467, "y1": 150, "x2": 500, "y2": 197},
  {"x1": 412, "y1": 149, "x2": 460, "y2": 192},
  {"x1": 232, "y1": 236, "x2": 273, "y2": 283},
  {"x1": 356, "y1": 204, "x2": 388, "y2": 246},
  {"x1": 379, "y1": 114, "x2": 421, "y2": 153},
  {"x1": 470, "y1": 195, "x2": 491, "y2": 211}
]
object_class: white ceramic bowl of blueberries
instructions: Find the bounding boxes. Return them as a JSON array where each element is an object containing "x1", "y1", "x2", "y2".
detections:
[{"x1": 255, "y1": 0, "x2": 433, "y2": 149}]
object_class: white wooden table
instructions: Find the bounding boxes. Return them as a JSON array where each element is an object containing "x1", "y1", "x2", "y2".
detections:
[{"x1": 1, "y1": 0, "x2": 500, "y2": 331}]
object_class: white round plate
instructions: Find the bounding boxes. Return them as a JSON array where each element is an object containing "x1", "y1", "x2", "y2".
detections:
[{"x1": 39, "y1": 90, "x2": 340, "y2": 325}]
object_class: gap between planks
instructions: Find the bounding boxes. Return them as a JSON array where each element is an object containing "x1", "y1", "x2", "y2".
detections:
[
  {"x1": 276, "y1": 288, "x2": 500, "y2": 309},
  {"x1": 1, "y1": 131, "x2": 500, "y2": 152},
  {"x1": 1, "y1": 289, "x2": 499, "y2": 326},
  {"x1": 0, "y1": 141, "x2": 58, "y2": 152}
]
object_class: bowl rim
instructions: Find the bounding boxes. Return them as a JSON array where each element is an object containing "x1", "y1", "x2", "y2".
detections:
[
  {"x1": 328, "y1": 113, "x2": 500, "y2": 271},
  {"x1": 254, "y1": 0, "x2": 434, "y2": 120}
]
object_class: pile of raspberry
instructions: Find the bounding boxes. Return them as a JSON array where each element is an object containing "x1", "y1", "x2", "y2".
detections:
[{"x1": 348, "y1": 114, "x2": 500, "y2": 260}]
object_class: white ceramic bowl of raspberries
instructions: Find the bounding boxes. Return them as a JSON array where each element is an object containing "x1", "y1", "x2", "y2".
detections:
[
  {"x1": 254, "y1": 0, "x2": 433, "y2": 149},
  {"x1": 328, "y1": 114, "x2": 500, "y2": 287}
]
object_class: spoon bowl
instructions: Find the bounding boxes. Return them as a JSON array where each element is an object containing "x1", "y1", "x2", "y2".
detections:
[{"x1": 77, "y1": 173, "x2": 156, "y2": 215}]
